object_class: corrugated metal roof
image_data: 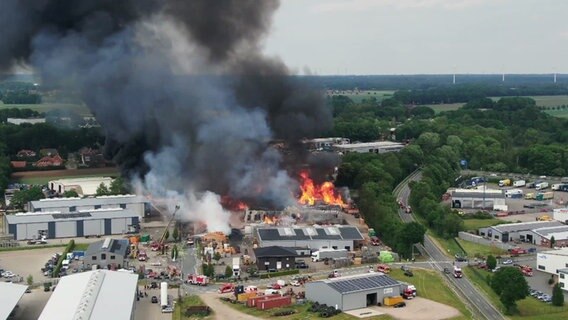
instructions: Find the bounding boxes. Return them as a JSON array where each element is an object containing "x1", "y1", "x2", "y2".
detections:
[
  {"x1": 491, "y1": 221, "x2": 562, "y2": 233},
  {"x1": 532, "y1": 225, "x2": 568, "y2": 237},
  {"x1": 257, "y1": 226, "x2": 363, "y2": 242},
  {"x1": 85, "y1": 239, "x2": 130, "y2": 257},
  {"x1": 38, "y1": 270, "x2": 138, "y2": 320},
  {"x1": 322, "y1": 273, "x2": 399, "y2": 294},
  {"x1": 30, "y1": 195, "x2": 147, "y2": 209},
  {"x1": 0, "y1": 282, "x2": 27, "y2": 320},
  {"x1": 452, "y1": 192, "x2": 505, "y2": 199},
  {"x1": 5, "y1": 209, "x2": 138, "y2": 224}
]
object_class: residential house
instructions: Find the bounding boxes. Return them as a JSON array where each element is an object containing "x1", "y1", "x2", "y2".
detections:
[
  {"x1": 78, "y1": 147, "x2": 106, "y2": 167},
  {"x1": 10, "y1": 161, "x2": 27, "y2": 169},
  {"x1": 34, "y1": 154, "x2": 64, "y2": 167},
  {"x1": 39, "y1": 148, "x2": 58, "y2": 157},
  {"x1": 253, "y1": 246, "x2": 298, "y2": 271}
]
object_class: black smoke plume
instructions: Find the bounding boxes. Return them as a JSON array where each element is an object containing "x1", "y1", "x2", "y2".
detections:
[{"x1": 0, "y1": 0, "x2": 332, "y2": 232}]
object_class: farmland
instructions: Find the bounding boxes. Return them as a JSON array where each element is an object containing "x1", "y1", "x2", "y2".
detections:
[
  {"x1": 327, "y1": 90, "x2": 395, "y2": 103},
  {"x1": 11, "y1": 167, "x2": 119, "y2": 185}
]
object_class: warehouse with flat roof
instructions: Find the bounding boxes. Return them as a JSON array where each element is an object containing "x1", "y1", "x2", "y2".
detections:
[
  {"x1": 532, "y1": 225, "x2": 568, "y2": 248},
  {"x1": 479, "y1": 221, "x2": 563, "y2": 244},
  {"x1": 29, "y1": 195, "x2": 149, "y2": 218},
  {"x1": 333, "y1": 141, "x2": 405, "y2": 154},
  {"x1": 306, "y1": 273, "x2": 401, "y2": 311},
  {"x1": 39, "y1": 269, "x2": 138, "y2": 320},
  {"x1": 451, "y1": 188, "x2": 506, "y2": 210},
  {"x1": 256, "y1": 225, "x2": 364, "y2": 251},
  {"x1": 3, "y1": 208, "x2": 140, "y2": 240}
]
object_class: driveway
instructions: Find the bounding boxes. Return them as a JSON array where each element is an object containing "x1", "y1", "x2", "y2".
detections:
[
  {"x1": 200, "y1": 293, "x2": 261, "y2": 320},
  {"x1": 375, "y1": 297, "x2": 460, "y2": 320}
]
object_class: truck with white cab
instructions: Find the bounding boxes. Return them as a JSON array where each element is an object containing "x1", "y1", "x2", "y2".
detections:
[{"x1": 311, "y1": 248, "x2": 349, "y2": 262}]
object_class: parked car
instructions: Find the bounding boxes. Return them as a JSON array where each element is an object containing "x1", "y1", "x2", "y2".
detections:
[
  {"x1": 393, "y1": 302, "x2": 407, "y2": 308},
  {"x1": 404, "y1": 270, "x2": 414, "y2": 277},
  {"x1": 502, "y1": 259, "x2": 513, "y2": 265},
  {"x1": 443, "y1": 268, "x2": 451, "y2": 274},
  {"x1": 151, "y1": 296, "x2": 158, "y2": 303}
]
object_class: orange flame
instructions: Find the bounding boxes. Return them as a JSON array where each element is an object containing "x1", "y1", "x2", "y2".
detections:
[
  {"x1": 220, "y1": 196, "x2": 248, "y2": 211},
  {"x1": 298, "y1": 171, "x2": 344, "y2": 206},
  {"x1": 263, "y1": 215, "x2": 276, "y2": 224}
]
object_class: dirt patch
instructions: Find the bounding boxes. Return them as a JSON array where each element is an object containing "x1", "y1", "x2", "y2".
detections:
[
  {"x1": 11, "y1": 167, "x2": 119, "y2": 179},
  {"x1": 200, "y1": 293, "x2": 261, "y2": 320},
  {"x1": 375, "y1": 297, "x2": 460, "y2": 320},
  {"x1": 345, "y1": 307, "x2": 385, "y2": 318}
]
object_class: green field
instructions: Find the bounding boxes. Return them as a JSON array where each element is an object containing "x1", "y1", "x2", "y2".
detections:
[
  {"x1": 0, "y1": 102, "x2": 92, "y2": 117},
  {"x1": 463, "y1": 267, "x2": 568, "y2": 319},
  {"x1": 174, "y1": 295, "x2": 213, "y2": 320},
  {"x1": 544, "y1": 109, "x2": 568, "y2": 118},
  {"x1": 327, "y1": 90, "x2": 395, "y2": 103},
  {"x1": 11, "y1": 167, "x2": 120, "y2": 185},
  {"x1": 463, "y1": 218, "x2": 507, "y2": 231}
]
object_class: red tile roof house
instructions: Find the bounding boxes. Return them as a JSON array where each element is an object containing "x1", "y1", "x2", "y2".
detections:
[
  {"x1": 10, "y1": 161, "x2": 27, "y2": 169},
  {"x1": 34, "y1": 154, "x2": 64, "y2": 167},
  {"x1": 16, "y1": 149, "x2": 37, "y2": 158}
]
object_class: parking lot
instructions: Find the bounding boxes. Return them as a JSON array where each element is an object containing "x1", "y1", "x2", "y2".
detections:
[
  {"x1": 133, "y1": 288, "x2": 176, "y2": 320},
  {"x1": 0, "y1": 247, "x2": 64, "y2": 285},
  {"x1": 374, "y1": 297, "x2": 460, "y2": 320}
]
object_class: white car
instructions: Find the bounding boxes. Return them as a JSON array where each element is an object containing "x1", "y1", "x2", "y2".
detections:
[
  {"x1": 290, "y1": 280, "x2": 301, "y2": 287},
  {"x1": 502, "y1": 259, "x2": 513, "y2": 265},
  {"x1": 3, "y1": 271, "x2": 15, "y2": 278}
]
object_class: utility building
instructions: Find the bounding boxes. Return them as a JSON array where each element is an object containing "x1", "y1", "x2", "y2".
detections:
[
  {"x1": 4, "y1": 208, "x2": 140, "y2": 240},
  {"x1": 333, "y1": 141, "x2": 405, "y2": 154},
  {"x1": 451, "y1": 188, "x2": 506, "y2": 210},
  {"x1": 536, "y1": 248, "x2": 568, "y2": 287},
  {"x1": 84, "y1": 238, "x2": 130, "y2": 270},
  {"x1": 48, "y1": 177, "x2": 113, "y2": 196},
  {"x1": 306, "y1": 273, "x2": 401, "y2": 311},
  {"x1": 479, "y1": 221, "x2": 563, "y2": 244}
]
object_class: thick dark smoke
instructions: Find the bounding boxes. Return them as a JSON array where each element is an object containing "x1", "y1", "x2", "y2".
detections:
[{"x1": 0, "y1": 0, "x2": 333, "y2": 232}]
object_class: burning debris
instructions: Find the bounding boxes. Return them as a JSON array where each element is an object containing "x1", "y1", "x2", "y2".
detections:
[
  {"x1": 0, "y1": 1, "x2": 333, "y2": 233},
  {"x1": 298, "y1": 171, "x2": 345, "y2": 207}
]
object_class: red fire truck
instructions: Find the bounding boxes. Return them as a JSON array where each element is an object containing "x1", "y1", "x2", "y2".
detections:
[{"x1": 187, "y1": 274, "x2": 209, "y2": 286}]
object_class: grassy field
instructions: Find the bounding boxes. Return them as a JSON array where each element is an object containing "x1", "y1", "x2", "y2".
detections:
[
  {"x1": 463, "y1": 267, "x2": 568, "y2": 319},
  {"x1": 544, "y1": 109, "x2": 568, "y2": 118},
  {"x1": 0, "y1": 102, "x2": 92, "y2": 117},
  {"x1": 462, "y1": 218, "x2": 507, "y2": 231},
  {"x1": 456, "y1": 238, "x2": 507, "y2": 258},
  {"x1": 426, "y1": 103, "x2": 465, "y2": 114},
  {"x1": 174, "y1": 295, "x2": 214, "y2": 320},
  {"x1": 11, "y1": 167, "x2": 120, "y2": 185}
]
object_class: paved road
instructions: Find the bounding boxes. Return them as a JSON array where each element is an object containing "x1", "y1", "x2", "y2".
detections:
[{"x1": 395, "y1": 171, "x2": 506, "y2": 320}]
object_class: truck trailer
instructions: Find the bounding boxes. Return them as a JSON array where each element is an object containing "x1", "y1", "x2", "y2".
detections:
[{"x1": 311, "y1": 249, "x2": 349, "y2": 262}]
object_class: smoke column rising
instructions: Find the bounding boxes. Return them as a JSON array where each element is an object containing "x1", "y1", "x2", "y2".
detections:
[{"x1": 0, "y1": 0, "x2": 332, "y2": 233}]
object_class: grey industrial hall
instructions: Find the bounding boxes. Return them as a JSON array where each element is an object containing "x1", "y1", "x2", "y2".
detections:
[
  {"x1": 256, "y1": 225, "x2": 364, "y2": 251},
  {"x1": 84, "y1": 238, "x2": 130, "y2": 269},
  {"x1": 305, "y1": 273, "x2": 401, "y2": 311}
]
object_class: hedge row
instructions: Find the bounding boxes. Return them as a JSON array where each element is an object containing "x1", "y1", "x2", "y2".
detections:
[
  {"x1": 259, "y1": 269, "x2": 299, "y2": 279},
  {"x1": 52, "y1": 240, "x2": 75, "y2": 278}
]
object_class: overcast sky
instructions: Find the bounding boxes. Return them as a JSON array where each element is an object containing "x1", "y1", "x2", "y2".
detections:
[{"x1": 263, "y1": 0, "x2": 568, "y2": 75}]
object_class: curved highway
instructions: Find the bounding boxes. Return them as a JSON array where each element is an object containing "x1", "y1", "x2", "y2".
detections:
[{"x1": 394, "y1": 170, "x2": 506, "y2": 320}]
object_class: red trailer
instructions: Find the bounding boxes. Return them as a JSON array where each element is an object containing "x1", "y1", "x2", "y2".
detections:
[
  {"x1": 246, "y1": 294, "x2": 280, "y2": 307},
  {"x1": 256, "y1": 296, "x2": 292, "y2": 310}
]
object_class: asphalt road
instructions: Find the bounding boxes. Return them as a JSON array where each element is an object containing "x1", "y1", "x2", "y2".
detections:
[{"x1": 395, "y1": 171, "x2": 506, "y2": 320}]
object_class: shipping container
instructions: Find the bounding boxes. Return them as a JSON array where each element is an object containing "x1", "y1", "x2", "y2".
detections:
[
  {"x1": 256, "y1": 296, "x2": 292, "y2": 310},
  {"x1": 383, "y1": 296, "x2": 404, "y2": 306},
  {"x1": 237, "y1": 292, "x2": 257, "y2": 302},
  {"x1": 246, "y1": 294, "x2": 280, "y2": 307}
]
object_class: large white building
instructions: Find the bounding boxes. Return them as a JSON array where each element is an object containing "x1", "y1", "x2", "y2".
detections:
[
  {"x1": 4, "y1": 208, "x2": 140, "y2": 240},
  {"x1": 333, "y1": 141, "x2": 405, "y2": 154},
  {"x1": 48, "y1": 177, "x2": 114, "y2": 196},
  {"x1": 29, "y1": 195, "x2": 149, "y2": 218},
  {"x1": 7, "y1": 117, "x2": 46, "y2": 125},
  {"x1": 39, "y1": 269, "x2": 139, "y2": 320},
  {"x1": 451, "y1": 188, "x2": 506, "y2": 210},
  {"x1": 537, "y1": 248, "x2": 568, "y2": 291},
  {"x1": 559, "y1": 269, "x2": 568, "y2": 291},
  {"x1": 479, "y1": 221, "x2": 563, "y2": 244}
]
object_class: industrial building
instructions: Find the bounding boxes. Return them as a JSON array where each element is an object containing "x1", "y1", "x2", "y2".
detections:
[
  {"x1": 479, "y1": 221, "x2": 563, "y2": 244},
  {"x1": 39, "y1": 269, "x2": 139, "y2": 320},
  {"x1": 304, "y1": 137, "x2": 350, "y2": 150},
  {"x1": 559, "y1": 269, "x2": 568, "y2": 291},
  {"x1": 531, "y1": 225, "x2": 568, "y2": 248},
  {"x1": 4, "y1": 208, "x2": 140, "y2": 240},
  {"x1": 0, "y1": 282, "x2": 28, "y2": 319},
  {"x1": 48, "y1": 177, "x2": 114, "y2": 196},
  {"x1": 253, "y1": 246, "x2": 298, "y2": 271},
  {"x1": 451, "y1": 188, "x2": 506, "y2": 210},
  {"x1": 256, "y1": 225, "x2": 364, "y2": 251},
  {"x1": 84, "y1": 238, "x2": 130, "y2": 270},
  {"x1": 536, "y1": 248, "x2": 568, "y2": 282},
  {"x1": 553, "y1": 208, "x2": 568, "y2": 224},
  {"x1": 333, "y1": 141, "x2": 405, "y2": 154},
  {"x1": 29, "y1": 195, "x2": 149, "y2": 218},
  {"x1": 305, "y1": 273, "x2": 401, "y2": 311}
]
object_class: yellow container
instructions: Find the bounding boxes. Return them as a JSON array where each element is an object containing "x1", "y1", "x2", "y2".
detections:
[
  {"x1": 353, "y1": 257, "x2": 362, "y2": 265},
  {"x1": 237, "y1": 292, "x2": 257, "y2": 302},
  {"x1": 383, "y1": 296, "x2": 404, "y2": 306}
]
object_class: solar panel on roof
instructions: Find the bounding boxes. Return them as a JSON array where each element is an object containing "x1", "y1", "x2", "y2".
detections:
[
  {"x1": 52, "y1": 212, "x2": 92, "y2": 219},
  {"x1": 325, "y1": 227, "x2": 340, "y2": 235},
  {"x1": 326, "y1": 274, "x2": 399, "y2": 294}
]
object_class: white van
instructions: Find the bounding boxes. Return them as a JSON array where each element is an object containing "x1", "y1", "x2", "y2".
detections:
[
  {"x1": 536, "y1": 182, "x2": 549, "y2": 191},
  {"x1": 513, "y1": 180, "x2": 526, "y2": 187}
]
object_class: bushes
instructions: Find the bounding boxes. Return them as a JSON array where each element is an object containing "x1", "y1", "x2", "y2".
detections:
[
  {"x1": 259, "y1": 269, "x2": 299, "y2": 279},
  {"x1": 52, "y1": 240, "x2": 75, "y2": 278}
]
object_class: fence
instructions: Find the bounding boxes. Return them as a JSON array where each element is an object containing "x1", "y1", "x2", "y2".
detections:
[{"x1": 458, "y1": 232, "x2": 513, "y2": 251}]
